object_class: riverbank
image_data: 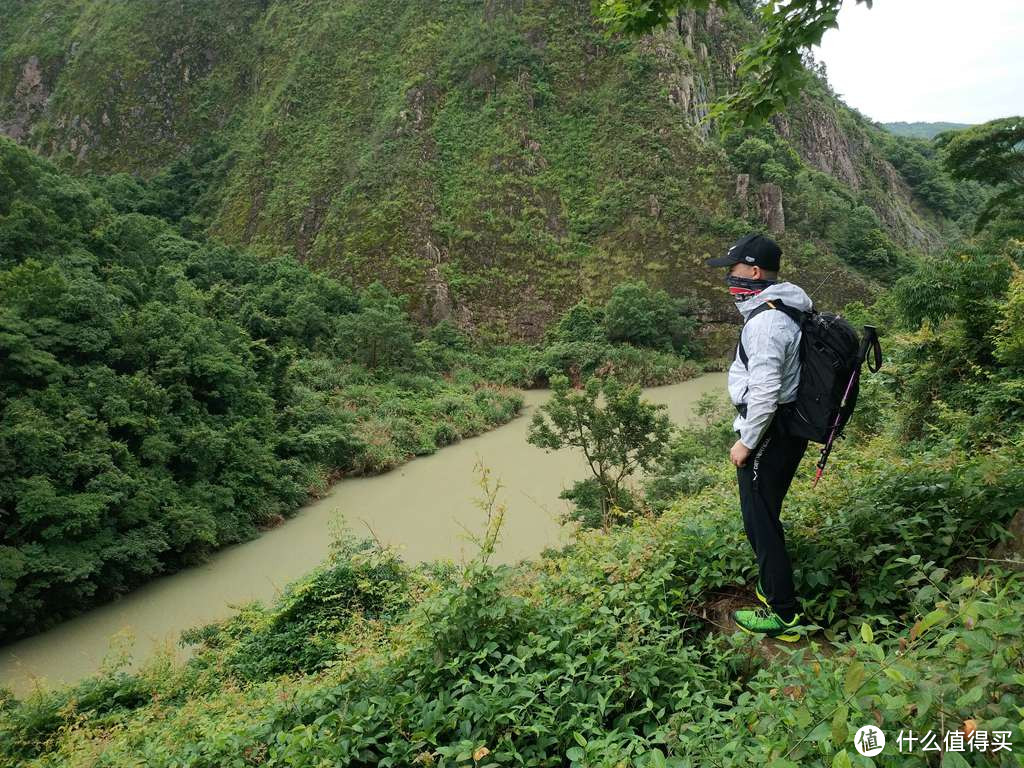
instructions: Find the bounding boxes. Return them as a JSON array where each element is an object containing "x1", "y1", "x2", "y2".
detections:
[
  {"x1": 4, "y1": 377, "x2": 1021, "y2": 767},
  {"x1": 0, "y1": 374, "x2": 727, "y2": 697}
]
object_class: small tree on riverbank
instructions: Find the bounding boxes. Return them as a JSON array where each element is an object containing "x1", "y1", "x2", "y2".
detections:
[{"x1": 527, "y1": 374, "x2": 673, "y2": 530}]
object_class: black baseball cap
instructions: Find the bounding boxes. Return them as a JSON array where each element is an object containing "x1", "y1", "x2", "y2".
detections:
[{"x1": 705, "y1": 233, "x2": 781, "y2": 271}]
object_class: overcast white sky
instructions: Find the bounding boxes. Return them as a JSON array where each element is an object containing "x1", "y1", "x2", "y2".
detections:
[{"x1": 814, "y1": 0, "x2": 1024, "y2": 124}]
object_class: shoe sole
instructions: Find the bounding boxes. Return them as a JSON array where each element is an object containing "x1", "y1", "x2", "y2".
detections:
[{"x1": 735, "y1": 622, "x2": 801, "y2": 643}]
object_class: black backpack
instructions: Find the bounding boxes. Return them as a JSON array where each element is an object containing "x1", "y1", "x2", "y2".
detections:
[{"x1": 738, "y1": 299, "x2": 880, "y2": 444}]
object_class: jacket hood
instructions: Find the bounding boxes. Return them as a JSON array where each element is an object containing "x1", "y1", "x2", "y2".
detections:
[{"x1": 735, "y1": 281, "x2": 813, "y2": 317}]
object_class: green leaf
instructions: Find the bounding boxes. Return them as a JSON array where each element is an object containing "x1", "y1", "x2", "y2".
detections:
[
  {"x1": 860, "y1": 622, "x2": 874, "y2": 643},
  {"x1": 831, "y1": 705, "x2": 849, "y2": 746},
  {"x1": 844, "y1": 662, "x2": 866, "y2": 696},
  {"x1": 941, "y1": 752, "x2": 972, "y2": 768},
  {"x1": 955, "y1": 685, "x2": 984, "y2": 708},
  {"x1": 573, "y1": 732, "x2": 588, "y2": 748},
  {"x1": 832, "y1": 750, "x2": 852, "y2": 768},
  {"x1": 920, "y1": 608, "x2": 948, "y2": 632}
]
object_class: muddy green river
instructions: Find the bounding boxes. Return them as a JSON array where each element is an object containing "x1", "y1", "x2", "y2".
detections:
[{"x1": 0, "y1": 373, "x2": 727, "y2": 696}]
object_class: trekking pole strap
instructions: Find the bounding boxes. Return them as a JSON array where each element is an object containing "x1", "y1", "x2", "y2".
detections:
[{"x1": 861, "y1": 325, "x2": 882, "y2": 373}]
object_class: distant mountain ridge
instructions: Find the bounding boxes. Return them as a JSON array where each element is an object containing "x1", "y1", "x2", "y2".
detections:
[{"x1": 881, "y1": 121, "x2": 973, "y2": 139}]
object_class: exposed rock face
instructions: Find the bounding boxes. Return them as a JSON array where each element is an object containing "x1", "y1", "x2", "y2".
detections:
[
  {"x1": 423, "y1": 240, "x2": 455, "y2": 324},
  {"x1": 777, "y1": 109, "x2": 859, "y2": 189},
  {"x1": 662, "y1": 65, "x2": 712, "y2": 138},
  {"x1": 1, "y1": 56, "x2": 49, "y2": 142},
  {"x1": 646, "y1": 8, "x2": 727, "y2": 139},
  {"x1": 736, "y1": 173, "x2": 750, "y2": 217},
  {"x1": 774, "y1": 106, "x2": 943, "y2": 251},
  {"x1": 874, "y1": 157, "x2": 939, "y2": 250},
  {"x1": 757, "y1": 182, "x2": 785, "y2": 235},
  {"x1": 735, "y1": 176, "x2": 785, "y2": 236},
  {"x1": 295, "y1": 192, "x2": 330, "y2": 262}
]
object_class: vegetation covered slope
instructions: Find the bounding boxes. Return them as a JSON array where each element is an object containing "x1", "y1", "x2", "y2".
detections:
[
  {"x1": 1, "y1": 134, "x2": 724, "y2": 642},
  {"x1": 0, "y1": 136, "x2": 531, "y2": 642},
  {"x1": 1, "y1": 0, "x2": 971, "y2": 338},
  {"x1": 2, "y1": 112, "x2": 1021, "y2": 762},
  {"x1": 3, "y1": 245, "x2": 1023, "y2": 764}
]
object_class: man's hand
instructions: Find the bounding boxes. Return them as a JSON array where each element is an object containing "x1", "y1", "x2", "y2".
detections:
[{"x1": 730, "y1": 439, "x2": 752, "y2": 468}]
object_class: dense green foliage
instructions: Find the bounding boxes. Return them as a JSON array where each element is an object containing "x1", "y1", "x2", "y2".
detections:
[
  {"x1": 537, "y1": 282, "x2": 702, "y2": 387},
  {"x1": 4, "y1": 220, "x2": 1023, "y2": 764},
  {"x1": 601, "y1": 281, "x2": 697, "y2": 354},
  {"x1": 179, "y1": 537, "x2": 419, "y2": 684},
  {"x1": 937, "y1": 116, "x2": 1024, "y2": 233},
  {"x1": 0, "y1": 1, "x2": 1021, "y2": 764},
  {"x1": 0, "y1": 137, "x2": 714, "y2": 641},
  {"x1": 2, "y1": 419, "x2": 1021, "y2": 766},
  {"x1": 0, "y1": 137, "x2": 527, "y2": 641}
]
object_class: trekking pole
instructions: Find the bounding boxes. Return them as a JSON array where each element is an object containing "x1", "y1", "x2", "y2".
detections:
[{"x1": 813, "y1": 325, "x2": 882, "y2": 488}]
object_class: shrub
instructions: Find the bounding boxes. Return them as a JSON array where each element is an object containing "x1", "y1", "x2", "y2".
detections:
[
  {"x1": 602, "y1": 280, "x2": 698, "y2": 355},
  {"x1": 528, "y1": 374, "x2": 672, "y2": 530},
  {"x1": 184, "y1": 539, "x2": 412, "y2": 682}
]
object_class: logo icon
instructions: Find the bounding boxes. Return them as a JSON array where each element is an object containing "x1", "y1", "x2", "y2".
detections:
[{"x1": 854, "y1": 725, "x2": 886, "y2": 756}]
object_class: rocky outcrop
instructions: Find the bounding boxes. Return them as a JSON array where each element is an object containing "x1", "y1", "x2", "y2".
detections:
[
  {"x1": 1, "y1": 56, "x2": 50, "y2": 142},
  {"x1": 423, "y1": 240, "x2": 462, "y2": 325},
  {"x1": 735, "y1": 174, "x2": 785, "y2": 234},
  {"x1": 774, "y1": 101, "x2": 943, "y2": 252},
  {"x1": 646, "y1": 7, "x2": 731, "y2": 139},
  {"x1": 775, "y1": 109, "x2": 858, "y2": 189},
  {"x1": 735, "y1": 173, "x2": 750, "y2": 217},
  {"x1": 873, "y1": 157, "x2": 940, "y2": 250},
  {"x1": 758, "y1": 182, "x2": 785, "y2": 235}
]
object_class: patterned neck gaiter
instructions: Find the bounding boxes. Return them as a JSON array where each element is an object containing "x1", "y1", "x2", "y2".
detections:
[{"x1": 726, "y1": 274, "x2": 776, "y2": 302}]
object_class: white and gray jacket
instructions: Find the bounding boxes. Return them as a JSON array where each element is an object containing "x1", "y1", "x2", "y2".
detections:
[{"x1": 727, "y1": 282, "x2": 813, "y2": 449}]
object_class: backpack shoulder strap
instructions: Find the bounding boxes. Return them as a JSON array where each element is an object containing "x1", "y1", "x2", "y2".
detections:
[
  {"x1": 764, "y1": 298, "x2": 809, "y2": 327},
  {"x1": 737, "y1": 301, "x2": 777, "y2": 367},
  {"x1": 737, "y1": 299, "x2": 809, "y2": 367}
]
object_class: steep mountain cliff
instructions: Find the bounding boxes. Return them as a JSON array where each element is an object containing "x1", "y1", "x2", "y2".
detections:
[{"x1": 1, "y1": 0, "x2": 962, "y2": 339}]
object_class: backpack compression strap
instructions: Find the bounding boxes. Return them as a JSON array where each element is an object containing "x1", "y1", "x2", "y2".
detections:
[{"x1": 736, "y1": 299, "x2": 806, "y2": 367}]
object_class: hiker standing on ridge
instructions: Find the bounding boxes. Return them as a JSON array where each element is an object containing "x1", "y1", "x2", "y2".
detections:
[{"x1": 705, "y1": 233, "x2": 812, "y2": 642}]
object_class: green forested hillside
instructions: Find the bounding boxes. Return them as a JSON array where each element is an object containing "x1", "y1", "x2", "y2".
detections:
[
  {"x1": 1, "y1": 0, "x2": 976, "y2": 338},
  {"x1": 0, "y1": 135, "x2": 718, "y2": 641},
  {"x1": 2, "y1": 1, "x2": 1022, "y2": 764},
  {"x1": 0, "y1": 137, "x2": 533, "y2": 640},
  {"x1": 4, "y1": 222, "x2": 1023, "y2": 765}
]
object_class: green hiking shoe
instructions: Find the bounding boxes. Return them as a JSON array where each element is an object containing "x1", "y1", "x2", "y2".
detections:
[
  {"x1": 734, "y1": 607, "x2": 803, "y2": 642},
  {"x1": 754, "y1": 578, "x2": 769, "y2": 608}
]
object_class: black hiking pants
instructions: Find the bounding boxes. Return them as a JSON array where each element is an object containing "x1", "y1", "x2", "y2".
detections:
[{"x1": 735, "y1": 406, "x2": 808, "y2": 621}]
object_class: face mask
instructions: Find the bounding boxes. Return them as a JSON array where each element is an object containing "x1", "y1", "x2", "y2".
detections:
[{"x1": 726, "y1": 274, "x2": 776, "y2": 302}]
